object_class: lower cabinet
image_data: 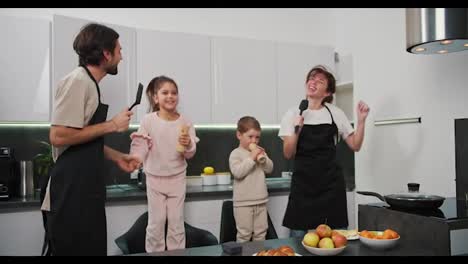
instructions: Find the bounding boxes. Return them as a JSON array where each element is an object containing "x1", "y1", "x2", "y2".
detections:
[{"x1": 0, "y1": 192, "x2": 356, "y2": 256}]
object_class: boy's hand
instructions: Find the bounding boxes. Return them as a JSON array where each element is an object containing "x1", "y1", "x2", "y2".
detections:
[{"x1": 249, "y1": 146, "x2": 264, "y2": 160}]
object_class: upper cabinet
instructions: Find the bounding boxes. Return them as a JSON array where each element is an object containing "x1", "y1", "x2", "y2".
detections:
[
  {"x1": 276, "y1": 42, "x2": 335, "y2": 122},
  {"x1": 335, "y1": 54, "x2": 354, "y2": 121},
  {"x1": 136, "y1": 30, "x2": 211, "y2": 124},
  {"x1": 336, "y1": 53, "x2": 353, "y2": 86},
  {"x1": 0, "y1": 15, "x2": 50, "y2": 122},
  {"x1": 52, "y1": 15, "x2": 136, "y2": 123},
  {"x1": 211, "y1": 37, "x2": 277, "y2": 124},
  {"x1": 1, "y1": 14, "x2": 339, "y2": 125}
]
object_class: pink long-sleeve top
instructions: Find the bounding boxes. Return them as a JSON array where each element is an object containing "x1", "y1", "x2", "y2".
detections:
[{"x1": 130, "y1": 112, "x2": 199, "y2": 177}]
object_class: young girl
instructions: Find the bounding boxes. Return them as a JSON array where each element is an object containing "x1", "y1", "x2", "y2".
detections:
[{"x1": 130, "y1": 76, "x2": 198, "y2": 252}]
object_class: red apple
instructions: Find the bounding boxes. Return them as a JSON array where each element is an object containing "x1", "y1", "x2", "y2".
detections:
[
  {"x1": 318, "y1": 237, "x2": 335, "y2": 248},
  {"x1": 331, "y1": 233, "x2": 348, "y2": 248},
  {"x1": 316, "y1": 224, "x2": 332, "y2": 238}
]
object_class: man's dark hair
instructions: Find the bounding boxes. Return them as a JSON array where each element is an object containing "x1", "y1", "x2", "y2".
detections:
[{"x1": 73, "y1": 23, "x2": 119, "y2": 66}]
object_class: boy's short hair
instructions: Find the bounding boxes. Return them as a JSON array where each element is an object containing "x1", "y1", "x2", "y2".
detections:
[{"x1": 237, "y1": 116, "x2": 261, "y2": 133}]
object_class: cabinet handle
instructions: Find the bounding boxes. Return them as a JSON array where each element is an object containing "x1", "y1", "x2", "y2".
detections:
[{"x1": 374, "y1": 117, "x2": 421, "y2": 126}]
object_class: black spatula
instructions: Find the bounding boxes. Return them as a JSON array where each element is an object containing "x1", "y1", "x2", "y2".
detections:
[{"x1": 129, "y1": 83, "x2": 143, "y2": 111}]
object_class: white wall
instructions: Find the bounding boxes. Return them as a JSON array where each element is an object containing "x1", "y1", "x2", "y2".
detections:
[
  {"x1": 0, "y1": 8, "x2": 336, "y2": 46},
  {"x1": 332, "y1": 8, "x2": 468, "y2": 205}
]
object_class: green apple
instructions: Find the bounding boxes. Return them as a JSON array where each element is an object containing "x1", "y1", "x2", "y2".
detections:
[
  {"x1": 318, "y1": 237, "x2": 335, "y2": 249},
  {"x1": 303, "y1": 232, "x2": 320, "y2": 247}
]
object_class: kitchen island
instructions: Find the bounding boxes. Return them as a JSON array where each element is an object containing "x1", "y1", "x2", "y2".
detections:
[
  {"x1": 358, "y1": 198, "x2": 468, "y2": 256},
  {"x1": 129, "y1": 236, "x2": 439, "y2": 256}
]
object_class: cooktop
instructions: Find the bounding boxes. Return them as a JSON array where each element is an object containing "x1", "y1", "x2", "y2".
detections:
[{"x1": 368, "y1": 197, "x2": 468, "y2": 220}]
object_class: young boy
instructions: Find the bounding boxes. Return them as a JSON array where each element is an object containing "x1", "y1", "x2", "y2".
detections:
[{"x1": 229, "y1": 116, "x2": 274, "y2": 242}]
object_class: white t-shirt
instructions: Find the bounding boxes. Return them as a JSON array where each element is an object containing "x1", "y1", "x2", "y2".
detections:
[{"x1": 278, "y1": 103, "x2": 354, "y2": 143}]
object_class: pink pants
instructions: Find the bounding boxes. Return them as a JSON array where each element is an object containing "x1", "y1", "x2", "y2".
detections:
[{"x1": 145, "y1": 171, "x2": 186, "y2": 252}]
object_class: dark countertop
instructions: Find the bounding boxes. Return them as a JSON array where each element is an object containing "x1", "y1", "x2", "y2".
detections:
[
  {"x1": 130, "y1": 236, "x2": 439, "y2": 256},
  {"x1": 0, "y1": 178, "x2": 291, "y2": 212}
]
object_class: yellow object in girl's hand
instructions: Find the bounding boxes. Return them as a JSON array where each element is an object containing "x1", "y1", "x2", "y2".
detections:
[
  {"x1": 203, "y1": 166, "x2": 215, "y2": 175},
  {"x1": 176, "y1": 124, "x2": 189, "y2": 153}
]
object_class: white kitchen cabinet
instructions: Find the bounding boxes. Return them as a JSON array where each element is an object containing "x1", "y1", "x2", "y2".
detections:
[
  {"x1": 276, "y1": 42, "x2": 335, "y2": 122},
  {"x1": 52, "y1": 15, "x2": 136, "y2": 123},
  {"x1": 0, "y1": 15, "x2": 50, "y2": 122},
  {"x1": 136, "y1": 30, "x2": 211, "y2": 124},
  {"x1": 336, "y1": 53, "x2": 353, "y2": 86},
  {"x1": 211, "y1": 37, "x2": 277, "y2": 124}
]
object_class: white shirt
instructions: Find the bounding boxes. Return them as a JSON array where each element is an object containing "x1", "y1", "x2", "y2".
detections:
[{"x1": 278, "y1": 103, "x2": 354, "y2": 143}]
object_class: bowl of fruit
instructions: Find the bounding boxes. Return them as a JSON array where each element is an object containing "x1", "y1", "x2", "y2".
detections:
[
  {"x1": 359, "y1": 229, "x2": 400, "y2": 250},
  {"x1": 301, "y1": 224, "x2": 348, "y2": 256}
]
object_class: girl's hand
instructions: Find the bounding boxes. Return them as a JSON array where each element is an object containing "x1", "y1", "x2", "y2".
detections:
[
  {"x1": 116, "y1": 154, "x2": 141, "y2": 172},
  {"x1": 178, "y1": 133, "x2": 192, "y2": 148},
  {"x1": 356, "y1": 100, "x2": 370, "y2": 123}
]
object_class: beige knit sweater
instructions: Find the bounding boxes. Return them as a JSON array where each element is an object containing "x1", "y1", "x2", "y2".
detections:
[{"x1": 229, "y1": 146, "x2": 274, "y2": 207}]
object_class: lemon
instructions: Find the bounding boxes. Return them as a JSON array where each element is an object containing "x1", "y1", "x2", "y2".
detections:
[{"x1": 203, "y1": 166, "x2": 215, "y2": 174}]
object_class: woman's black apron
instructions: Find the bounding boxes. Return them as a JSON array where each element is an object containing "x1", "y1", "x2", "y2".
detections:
[
  {"x1": 40, "y1": 66, "x2": 108, "y2": 256},
  {"x1": 282, "y1": 105, "x2": 348, "y2": 230}
]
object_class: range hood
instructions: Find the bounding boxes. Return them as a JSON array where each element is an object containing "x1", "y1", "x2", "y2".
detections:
[{"x1": 406, "y1": 8, "x2": 468, "y2": 54}]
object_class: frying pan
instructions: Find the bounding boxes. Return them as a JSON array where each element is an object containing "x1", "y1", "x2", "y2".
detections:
[
  {"x1": 129, "y1": 83, "x2": 143, "y2": 111},
  {"x1": 357, "y1": 191, "x2": 445, "y2": 210}
]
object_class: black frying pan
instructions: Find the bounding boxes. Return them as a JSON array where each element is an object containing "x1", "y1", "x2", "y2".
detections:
[{"x1": 357, "y1": 191, "x2": 445, "y2": 210}]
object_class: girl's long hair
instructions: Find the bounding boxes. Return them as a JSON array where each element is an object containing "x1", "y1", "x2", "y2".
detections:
[{"x1": 146, "y1": 75, "x2": 179, "y2": 113}]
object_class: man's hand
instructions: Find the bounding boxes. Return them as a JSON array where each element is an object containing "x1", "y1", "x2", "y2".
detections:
[
  {"x1": 116, "y1": 154, "x2": 141, "y2": 172},
  {"x1": 111, "y1": 108, "x2": 133, "y2": 132}
]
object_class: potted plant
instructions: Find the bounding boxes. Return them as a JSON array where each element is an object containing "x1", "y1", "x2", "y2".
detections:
[{"x1": 33, "y1": 141, "x2": 54, "y2": 190}]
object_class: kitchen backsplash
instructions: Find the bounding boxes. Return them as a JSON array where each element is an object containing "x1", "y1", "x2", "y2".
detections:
[{"x1": 0, "y1": 125, "x2": 355, "y2": 191}]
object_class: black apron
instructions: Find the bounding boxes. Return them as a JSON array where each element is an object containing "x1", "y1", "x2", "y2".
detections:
[
  {"x1": 40, "y1": 66, "x2": 108, "y2": 256},
  {"x1": 282, "y1": 105, "x2": 348, "y2": 230}
]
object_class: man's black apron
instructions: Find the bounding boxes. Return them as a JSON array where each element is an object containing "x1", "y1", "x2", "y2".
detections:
[
  {"x1": 282, "y1": 105, "x2": 348, "y2": 230},
  {"x1": 40, "y1": 65, "x2": 108, "y2": 256}
]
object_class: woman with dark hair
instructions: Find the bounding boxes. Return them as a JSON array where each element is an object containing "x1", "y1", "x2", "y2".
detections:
[
  {"x1": 40, "y1": 23, "x2": 140, "y2": 256},
  {"x1": 279, "y1": 65, "x2": 369, "y2": 238}
]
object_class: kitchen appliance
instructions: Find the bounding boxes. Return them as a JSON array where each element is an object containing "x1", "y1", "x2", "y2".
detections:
[
  {"x1": 406, "y1": 8, "x2": 468, "y2": 54},
  {"x1": 19, "y1": 160, "x2": 34, "y2": 197},
  {"x1": 357, "y1": 183, "x2": 445, "y2": 210},
  {"x1": 0, "y1": 147, "x2": 20, "y2": 200}
]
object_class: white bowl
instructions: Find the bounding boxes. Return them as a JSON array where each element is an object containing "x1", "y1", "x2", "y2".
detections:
[
  {"x1": 359, "y1": 231, "x2": 400, "y2": 250},
  {"x1": 216, "y1": 172, "x2": 231, "y2": 185},
  {"x1": 201, "y1": 174, "x2": 217, "y2": 185},
  {"x1": 301, "y1": 241, "x2": 346, "y2": 256}
]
